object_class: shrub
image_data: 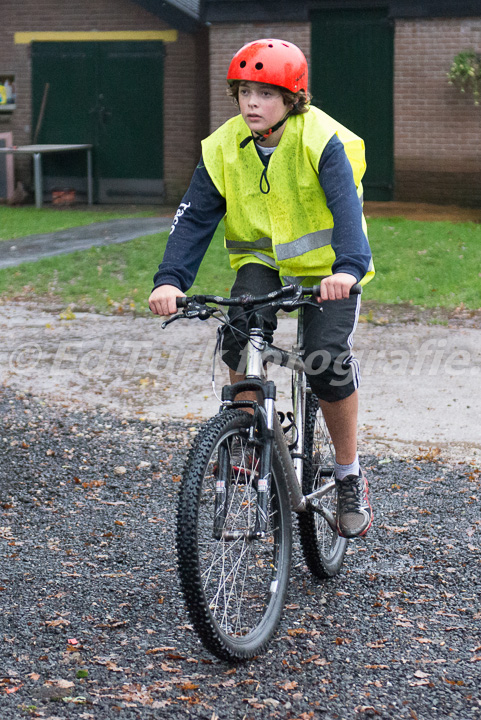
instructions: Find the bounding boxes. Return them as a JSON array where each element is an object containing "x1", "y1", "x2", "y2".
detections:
[{"x1": 447, "y1": 50, "x2": 481, "y2": 105}]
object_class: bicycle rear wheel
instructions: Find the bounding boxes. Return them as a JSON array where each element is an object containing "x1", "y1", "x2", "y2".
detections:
[
  {"x1": 298, "y1": 392, "x2": 348, "y2": 578},
  {"x1": 176, "y1": 409, "x2": 292, "y2": 661}
]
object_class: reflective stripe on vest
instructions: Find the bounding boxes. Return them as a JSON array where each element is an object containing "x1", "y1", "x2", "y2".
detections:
[
  {"x1": 282, "y1": 275, "x2": 306, "y2": 285},
  {"x1": 226, "y1": 237, "x2": 277, "y2": 268},
  {"x1": 275, "y1": 229, "x2": 333, "y2": 262},
  {"x1": 235, "y1": 251, "x2": 278, "y2": 268},
  {"x1": 225, "y1": 237, "x2": 273, "y2": 251}
]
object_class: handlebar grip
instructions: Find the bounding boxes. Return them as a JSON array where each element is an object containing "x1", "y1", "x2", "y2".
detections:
[
  {"x1": 311, "y1": 282, "x2": 362, "y2": 297},
  {"x1": 176, "y1": 296, "x2": 188, "y2": 308}
]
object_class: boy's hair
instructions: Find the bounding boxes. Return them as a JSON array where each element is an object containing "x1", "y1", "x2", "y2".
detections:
[{"x1": 228, "y1": 80, "x2": 312, "y2": 114}]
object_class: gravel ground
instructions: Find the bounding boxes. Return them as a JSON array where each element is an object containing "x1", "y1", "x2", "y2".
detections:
[{"x1": 1, "y1": 386, "x2": 480, "y2": 720}]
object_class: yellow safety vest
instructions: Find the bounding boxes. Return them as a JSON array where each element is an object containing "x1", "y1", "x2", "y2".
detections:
[{"x1": 202, "y1": 106, "x2": 374, "y2": 285}]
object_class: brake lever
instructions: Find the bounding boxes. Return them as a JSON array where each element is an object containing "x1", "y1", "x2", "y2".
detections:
[
  {"x1": 161, "y1": 313, "x2": 185, "y2": 328},
  {"x1": 161, "y1": 303, "x2": 215, "y2": 328},
  {"x1": 281, "y1": 285, "x2": 305, "y2": 308}
]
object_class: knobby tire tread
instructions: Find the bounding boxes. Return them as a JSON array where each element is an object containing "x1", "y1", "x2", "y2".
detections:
[
  {"x1": 176, "y1": 408, "x2": 292, "y2": 661},
  {"x1": 298, "y1": 394, "x2": 348, "y2": 578}
]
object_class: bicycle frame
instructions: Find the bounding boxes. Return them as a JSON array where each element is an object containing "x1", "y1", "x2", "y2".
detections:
[
  {"x1": 220, "y1": 305, "x2": 338, "y2": 536},
  {"x1": 168, "y1": 284, "x2": 360, "y2": 659}
]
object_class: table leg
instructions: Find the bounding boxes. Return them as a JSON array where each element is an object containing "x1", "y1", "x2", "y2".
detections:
[
  {"x1": 33, "y1": 153, "x2": 43, "y2": 209},
  {"x1": 87, "y1": 149, "x2": 93, "y2": 205}
]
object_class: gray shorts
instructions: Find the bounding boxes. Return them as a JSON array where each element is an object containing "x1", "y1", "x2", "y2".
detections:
[{"x1": 221, "y1": 264, "x2": 361, "y2": 402}]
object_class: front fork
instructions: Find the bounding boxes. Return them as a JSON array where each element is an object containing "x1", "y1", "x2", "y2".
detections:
[
  {"x1": 214, "y1": 314, "x2": 310, "y2": 540},
  {"x1": 213, "y1": 440, "x2": 231, "y2": 539},
  {"x1": 213, "y1": 401, "x2": 275, "y2": 540},
  {"x1": 291, "y1": 364, "x2": 306, "y2": 487},
  {"x1": 253, "y1": 396, "x2": 275, "y2": 538},
  {"x1": 214, "y1": 329, "x2": 276, "y2": 540},
  {"x1": 291, "y1": 304, "x2": 307, "y2": 488}
]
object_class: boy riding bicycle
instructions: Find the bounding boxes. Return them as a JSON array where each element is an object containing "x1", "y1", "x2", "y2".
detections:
[{"x1": 149, "y1": 39, "x2": 374, "y2": 539}]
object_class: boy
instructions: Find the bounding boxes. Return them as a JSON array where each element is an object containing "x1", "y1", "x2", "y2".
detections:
[{"x1": 149, "y1": 39, "x2": 374, "y2": 538}]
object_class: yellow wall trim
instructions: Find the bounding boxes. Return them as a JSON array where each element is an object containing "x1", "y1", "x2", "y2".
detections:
[{"x1": 15, "y1": 30, "x2": 178, "y2": 44}]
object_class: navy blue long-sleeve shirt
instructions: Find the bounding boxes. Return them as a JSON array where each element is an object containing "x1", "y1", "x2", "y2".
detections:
[{"x1": 153, "y1": 134, "x2": 372, "y2": 291}]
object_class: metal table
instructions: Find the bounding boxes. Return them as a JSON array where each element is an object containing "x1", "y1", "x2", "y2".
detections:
[{"x1": 0, "y1": 144, "x2": 93, "y2": 208}]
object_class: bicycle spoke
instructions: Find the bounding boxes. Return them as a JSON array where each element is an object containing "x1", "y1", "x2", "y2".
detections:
[{"x1": 200, "y1": 490, "x2": 279, "y2": 636}]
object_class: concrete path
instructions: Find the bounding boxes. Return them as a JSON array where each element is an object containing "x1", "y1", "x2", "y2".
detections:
[
  {"x1": 0, "y1": 216, "x2": 172, "y2": 268},
  {"x1": 2, "y1": 200, "x2": 480, "y2": 270},
  {"x1": 1, "y1": 302, "x2": 480, "y2": 465}
]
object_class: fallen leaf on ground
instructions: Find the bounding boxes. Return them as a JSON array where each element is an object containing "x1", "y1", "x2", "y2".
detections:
[{"x1": 45, "y1": 617, "x2": 71, "y2": 628}]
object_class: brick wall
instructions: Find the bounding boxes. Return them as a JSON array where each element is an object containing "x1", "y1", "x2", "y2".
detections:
[
  {"x1": 0, "y1": 0, "x2": 205, "y2": 202},
  {"x1": 210, "y1": 18, "x2": 481, "y2": 207},
  {"x1": 208, "y1": 23, "x2": 311, "y2": 132},
  {"x1": 164, "y1": 27, "x2": 210, "y2": 199},
  {"x1": 394, "y1": 18, "x2": 481, "y2": 206},
  {"x1": 3, "y1": 5, "x2": 481, "y2": 207}
]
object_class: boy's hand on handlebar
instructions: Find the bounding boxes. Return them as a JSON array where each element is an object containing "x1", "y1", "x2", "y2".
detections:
[
  {"x1": 149, "y1": 285, "x2": 186, "y2": 317},
  {"x1": 318, "y1": 273, "x2": 358, "y2": 302}
]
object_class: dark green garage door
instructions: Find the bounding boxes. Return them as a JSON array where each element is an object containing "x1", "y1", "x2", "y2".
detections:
[
  {"x1": 311, "y1": 9, "x2": 393, "y2": 200},
  {"x1": 32, "y1": 41, "x2": 164, "y2": 203}
]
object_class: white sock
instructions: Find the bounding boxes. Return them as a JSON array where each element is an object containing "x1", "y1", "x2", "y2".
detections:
[{"x1": 335, "y1": 454, "x2": 360, "y2": 481}]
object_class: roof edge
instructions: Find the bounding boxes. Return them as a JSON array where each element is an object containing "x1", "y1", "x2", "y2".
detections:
[{"x1": 132, "y1": 0, "x2": 204, "y2": 33}]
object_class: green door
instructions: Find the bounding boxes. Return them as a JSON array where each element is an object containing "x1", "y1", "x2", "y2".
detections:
[
  {"x1": 32, "y1": 41, "x2": 164, "y2": 203},
  {"x1": 311, "y1": 9, "x2": 394, "y2": 200}
]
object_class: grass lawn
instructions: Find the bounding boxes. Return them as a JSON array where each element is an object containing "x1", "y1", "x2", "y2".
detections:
[
  {"x1": 0, "y1": 206, "x2": 156, "y2": 240},
  {"x1": 0, "y1": 223, "x2": 235, "y2": 313},
  {"x1": 0, "y1": 211, "x2": 479, "y2": 313},
  {"x1": 363, "y1": 217, "x2": 481, "y2": 309}
]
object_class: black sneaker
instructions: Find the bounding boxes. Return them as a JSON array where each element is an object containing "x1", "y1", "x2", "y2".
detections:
[{"x1": 335, "y1": 471, "x2": 372, "y2": 539}]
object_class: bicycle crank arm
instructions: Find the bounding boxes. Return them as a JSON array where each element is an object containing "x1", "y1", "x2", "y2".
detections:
[
  {"x1": 308, "y1": 502, "x2": 337, "y2": 533},
  {"x1": 304, "y1": 480, "x2": 336, "y2": 502}
]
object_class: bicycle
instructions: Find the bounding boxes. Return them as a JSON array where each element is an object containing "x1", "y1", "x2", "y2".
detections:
[{"x1": 163, "y1": 282, "x2": 361, "y2": 661}]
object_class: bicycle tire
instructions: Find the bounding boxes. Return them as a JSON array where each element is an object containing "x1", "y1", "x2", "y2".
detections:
[
  {"x1": 298, "y1": 392, "x2": 348, "y2": 578},
  {"x1": 176, "y1": 408, "x2": 292, "y2": 661}
]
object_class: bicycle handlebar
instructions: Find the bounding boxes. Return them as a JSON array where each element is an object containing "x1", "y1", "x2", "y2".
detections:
[{"x1": 175, "y1": 282, "x2": 361, "y2": 310}]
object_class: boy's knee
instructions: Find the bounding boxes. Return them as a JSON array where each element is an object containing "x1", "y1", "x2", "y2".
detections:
[{"x1": 305, "y1": 349, "x2": 359, "y2": 402}]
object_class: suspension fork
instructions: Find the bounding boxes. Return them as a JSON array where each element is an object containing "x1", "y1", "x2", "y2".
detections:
[
  {"x1": 250, "y1": 312, "x2": 308, "y2": 536},
  {"x1": 214, "y1": 403, "x2": 275, "y2": 542},
  {"x1": 253, "y1": 387, "x2": 276, "y2": 538},
  {"x1": 214, "y1": 326, "x2": 276, "y2": 540},
  {"x1": 244, "y1": 327, "x2": 275, "y2": 538},
  {"x1": 290, "y1": 306, "x2": 306, "y2": 487},
  {"x1": 247, "y1": 311, "x2": 307, "y2": 536},
  {"x1": 213, "y1": 439, "x2": 231, "y2": 539}
]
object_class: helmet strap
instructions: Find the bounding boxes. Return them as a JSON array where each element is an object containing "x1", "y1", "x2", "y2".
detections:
[{"x1": 240, "y1": 105, "x2": 297, "y2": 149}]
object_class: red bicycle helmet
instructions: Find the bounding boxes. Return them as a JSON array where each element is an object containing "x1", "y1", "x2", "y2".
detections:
[{"x1": 227, "y1": 39, "x2": 308, "y2": 93}]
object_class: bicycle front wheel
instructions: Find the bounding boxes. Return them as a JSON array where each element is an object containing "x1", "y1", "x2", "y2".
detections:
[
  {"x1": 176, "y1": 409, "x2": 292, "y2": 661},
  {"x1": 298, "y1": 392, "x2": 348, "y2": 578}
]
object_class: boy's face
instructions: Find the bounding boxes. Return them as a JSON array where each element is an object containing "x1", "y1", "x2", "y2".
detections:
[{"x1": 238, "y1": 81, "x2": 290, "y2": 138}]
